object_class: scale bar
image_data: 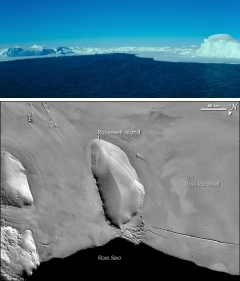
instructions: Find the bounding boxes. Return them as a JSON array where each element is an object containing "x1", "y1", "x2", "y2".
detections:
[{"x1": 201, "y1": 108, "x2": 227, "y2": 111}]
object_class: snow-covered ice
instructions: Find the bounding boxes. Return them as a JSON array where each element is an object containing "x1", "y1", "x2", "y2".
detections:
[
  {"x1": 0, "y1": 34, "x2": 240, "y2": 63},
  {"x1": 0, "y1": 46, "x2": 73, "y2": 57}
]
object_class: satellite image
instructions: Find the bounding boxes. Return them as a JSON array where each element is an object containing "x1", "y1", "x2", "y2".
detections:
[{"x1": 1, "y1": 101, "x2": 239, "y2": 280}]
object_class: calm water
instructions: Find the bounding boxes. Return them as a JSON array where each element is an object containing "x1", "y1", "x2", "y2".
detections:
[{"x1": 0, "y1": 54, "x2": 240, "y2": 97}]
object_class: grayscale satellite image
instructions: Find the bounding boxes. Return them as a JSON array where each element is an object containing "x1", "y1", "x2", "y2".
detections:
[{"x1": 0, "y1": 101, "x2": 239, "y2": 280}]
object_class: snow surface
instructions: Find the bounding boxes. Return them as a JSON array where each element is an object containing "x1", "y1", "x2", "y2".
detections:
[{"x1": 0, "y1": 34, "x2": 240, "y2": 63}]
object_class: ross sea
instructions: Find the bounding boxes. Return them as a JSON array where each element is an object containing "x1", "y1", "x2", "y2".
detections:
[
  {"x1": 24, "y1": 237, "x2": 233, "y2": 281},
  {"x1": 0, "y1": 53, "x2": 240, "y2": 98}
]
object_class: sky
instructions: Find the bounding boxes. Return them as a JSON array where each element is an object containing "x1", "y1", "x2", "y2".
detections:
[{"x1": 0, "y1": 0, "x2": 239, "y2": 47}]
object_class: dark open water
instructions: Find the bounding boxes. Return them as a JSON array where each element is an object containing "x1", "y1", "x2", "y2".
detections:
[
  {"x1": 24, "y1": 238, "x2": 237, "y2": 281},
  {"x1": 0, "y1": 53, "x2": 240, "y2": 97}
]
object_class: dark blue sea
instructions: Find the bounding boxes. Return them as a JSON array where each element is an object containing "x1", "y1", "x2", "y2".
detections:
[{"x1": 0, "y1": 53, "x2": 240, "y2": 98}]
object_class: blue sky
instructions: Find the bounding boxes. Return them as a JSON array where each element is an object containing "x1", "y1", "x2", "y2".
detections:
[{"x1": 0, "y1": 0, "x2": 239, "y2": 47}]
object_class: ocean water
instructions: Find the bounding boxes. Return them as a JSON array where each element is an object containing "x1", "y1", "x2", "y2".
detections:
[
  {"x1": 24, "y1": 237, "x2": 229, "y2": 281},
  {"x1": 0, "y1": 53, "x2": 240, "y2": 98}
]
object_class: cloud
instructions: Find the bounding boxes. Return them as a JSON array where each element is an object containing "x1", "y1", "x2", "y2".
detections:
[
  {"x1": 195, "y1": 34, "x2": 240, "y2": 59},
  {"x1": 30, "y1": 45, "x2": 44, "y2": 49}
]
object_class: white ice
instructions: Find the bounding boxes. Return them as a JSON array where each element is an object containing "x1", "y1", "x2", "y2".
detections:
[
  {"x1": 0, "y1": 34, "x2": 240, "y2": 63},
  {"x1": 5, "y1": 155, "x2": 34, "y2": 204}
]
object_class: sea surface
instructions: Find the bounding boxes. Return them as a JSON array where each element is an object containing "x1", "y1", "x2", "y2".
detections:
[
  {"x1": 24, "y1": 237, "x2": 232, "y2": 281},
  {"x1": 0, "y1": 53, "x2": 240, "y2": 98}
]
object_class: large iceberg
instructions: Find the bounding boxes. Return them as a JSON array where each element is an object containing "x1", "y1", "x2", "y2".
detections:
[{"x1": 195, "y1": 34, "x2": 240, "y2": 59}]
